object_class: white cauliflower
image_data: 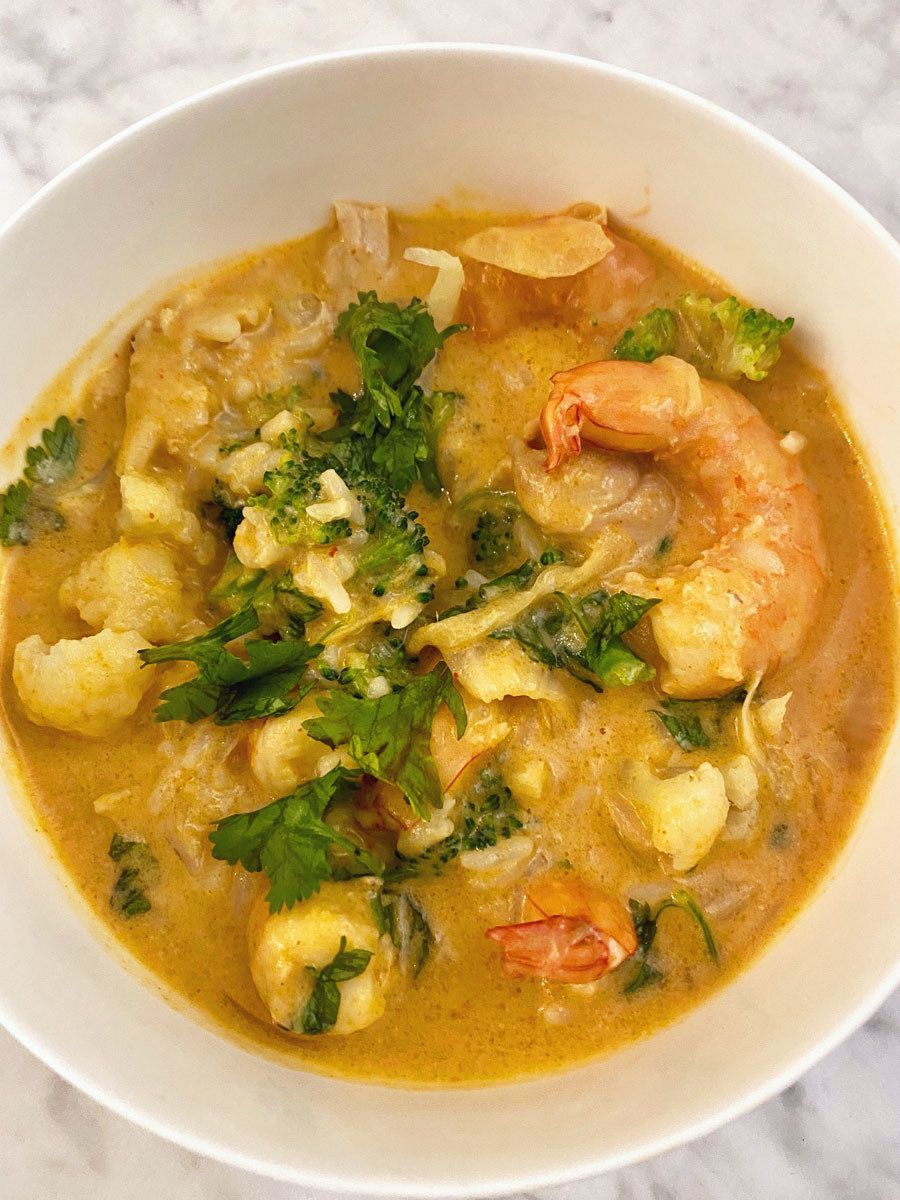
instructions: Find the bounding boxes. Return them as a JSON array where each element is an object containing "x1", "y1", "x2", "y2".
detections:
[
  {"x1": 233, "y1": 506, "x2": 293, "y2": 571},
  {"x1": 119, "y1": 471, "x2": 216, "y2": 565},
  {"x1": 13, "y1": 629, "x2": 155, "y2": 738},
  {"x1": 249, "y1": 879, "x2": 393, "y2": 1034},
  {"x1": 216, "y1": 442, "x2": 283, "y2": 497},
  {"x1": 624, "y1": 761, "x2": 730, "y2": 872},
  {"x1": 59, "y1": 539, "x2": 192, "y2": 642},
  {"x1": 445, "y1": 642, "x2": 570, "y2": 703}
]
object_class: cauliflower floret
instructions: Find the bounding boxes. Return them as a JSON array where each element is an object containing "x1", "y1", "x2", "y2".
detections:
[
  {"x1": 216, "y1": 442, "x2": 283, "y2": 497},
  {"x1": 445, "y1": 642, "x2": 569, "y2": 703},
  {"x1": 119, "y1": 471, "x2": 216, "y2": 565},
  {"x1": 233, "y1": 506, "x2": 293, "y2": 570},
  {"x1": 249, "y1": 700, "x2": 337, "y2": 796},
  {"x1": 248, "y1": 879, "x2": 393, "y2": 1034},
  {"x1": 624, "y1": 761, "x2": 729, "y2": 872},
  {"x1": 13, "y1": 629, "x2": 154, "y2": 738},
  {"x1": 59, "y1": 538, "x2": 192, "y2": 642}
]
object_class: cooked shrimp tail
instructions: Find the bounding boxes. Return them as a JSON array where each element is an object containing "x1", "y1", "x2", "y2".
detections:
[{"x1": 539, "y1": 356, "x2": 827, "y2": 697}]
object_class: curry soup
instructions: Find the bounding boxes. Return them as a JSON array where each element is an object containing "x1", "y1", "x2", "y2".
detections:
[{"x1": 0, "y1": 203, "x2": 895, "y2": 1084}]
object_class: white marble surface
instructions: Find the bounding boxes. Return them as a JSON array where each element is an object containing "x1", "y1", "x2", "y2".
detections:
[{"x1": 2, "y1": 1, "x2": 899, "y2": 1196}]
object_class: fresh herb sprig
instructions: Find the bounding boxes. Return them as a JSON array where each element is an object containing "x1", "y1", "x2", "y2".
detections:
[
  {"x1": 491, "y1": 588, "x2": 658, "y2": 690},
  {"x1": 108, "y1": 834, "x2": 158, "y2": 919},
  {"x1": 295, "y1": 936, "x2": 373, "y2": 1034},
  {"x1": 139, "y1": 605, "x2": 321, "y2": 725},
  {"x1": 303, "y1": 663, "x2": 466, "y2": 819},
  {"x1": 624, "y1": 888, "x2": 717, "y2": 994},
  {"x1": 0, "y1": 415, "x2": 83, "y2": 547},
  {"x1": 209, "y1": 766, "x2": 383, "y2": 912}
]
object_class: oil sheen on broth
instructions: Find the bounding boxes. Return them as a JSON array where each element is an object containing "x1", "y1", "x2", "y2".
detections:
[{"x1": 0, "y1": 203, "x2": 896, "y2": 1084}]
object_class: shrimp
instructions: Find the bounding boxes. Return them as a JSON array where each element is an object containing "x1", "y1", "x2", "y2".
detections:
[
  {"x1": 485, "y1": 875, "x2": 637, "y2": 983},
  {"x1": 539, "y1": 356, "x2": 827, "y2": 698}
]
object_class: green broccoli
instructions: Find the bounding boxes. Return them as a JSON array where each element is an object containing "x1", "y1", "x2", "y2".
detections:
[
  {"x1": 245, "y1": 437, "x2": 352, "y2": 548},
  {"x1": 614, "y1": 293, "x2": 794, "y2": 381},
  {"x1": 612, "y1": 308, "x2": 677, "y2": 363}
]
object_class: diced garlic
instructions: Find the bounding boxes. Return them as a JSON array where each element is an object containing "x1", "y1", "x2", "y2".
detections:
[{"x1": 779, "y1": 431, "x2": 807, "y2": 455}]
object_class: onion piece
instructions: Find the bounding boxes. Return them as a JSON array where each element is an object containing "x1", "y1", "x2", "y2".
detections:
[
  {"x1": 403, "y1": 246, "x2": 465, "y2": 328},
  {"x1": 458, "y1": 215, "x2": 614, "y2": 279}
]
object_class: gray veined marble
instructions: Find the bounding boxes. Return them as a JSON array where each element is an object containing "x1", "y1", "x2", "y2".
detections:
[{"x1": 1, "y1": 0, "x2": 899, "y2": 1196}]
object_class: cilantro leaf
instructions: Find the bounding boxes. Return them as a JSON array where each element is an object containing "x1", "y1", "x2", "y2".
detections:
[
  {"x1": 491, "y1": 589, "x2": 658, "y2": 691},
  {"x1": 139, "y1": 606, "x2": 320, "y2": 725},
  {"x1": 375, "y1": 891, "x2": 435, "y2": 976},
  {"x1": 303, "y1": 663, "x2": 467, "y2": 819},
  {"x1": 0, "y1": 415, "x2": 83, "y2": 547},
  {"x1": 208, "y1": 556, "x2": 323, "y2": 641},
  {"x1": 209, "y1": 766, "x2": 382, "y2": 912},
  {"x1": 333, "y1": 292, "x2": 463, "y2": 494},
  {"x1": 623, "y1": 888, "x2": 717, "y2": 995},
  {"x1": 335, "y1": 292, "x2": 461, "y2": 435},
  {"x1": 108, "y1": 834, "x2": 158, "y2": 919},
  {"x1": 653, "y1": 700, "x2": 712, "y2": 751},
  {"x1": 296, "y1": 936, "x2": 373, "y2": 1034},
  {"x1": 23, "y1": 416, "x2": 82, "y2": 486},
  {"x1": 0, "y1": 481, "x2": 34, "y2": 547}
]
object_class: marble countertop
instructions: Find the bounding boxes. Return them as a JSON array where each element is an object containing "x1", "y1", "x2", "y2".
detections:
[{"x1": 2, "y1": 1, "x2": 899, "y2": 1196}]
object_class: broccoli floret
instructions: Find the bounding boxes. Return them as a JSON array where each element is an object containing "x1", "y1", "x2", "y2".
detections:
[
  {"x1": 323, "y1": 437, "x2": 431, "y2": 590},
  {"x1": 613, "y1": 308, "x2": 677, "y2": 363},
  {"x1": 613, "y1": 293, "x2": 794, "y2": 381},
  {"x1": 677, "y1": 294, "x2": 794, "y2": 381},
  {"x1": 472, "y1": 509, "x2": 516, "y2": 566},
  {"x1": 246, "y1": 441, "x2": 352, "y2": 547},
  {"x1": 329, "y1": 624, "x2": 418, "y2": 698},
  {"x1": 355, "y1": 515, "x2": 427, "y2": 581}
]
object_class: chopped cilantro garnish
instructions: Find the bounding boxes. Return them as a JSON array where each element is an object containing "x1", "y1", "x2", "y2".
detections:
[
  {"x1": 303, "y1": 663, "x2": 466, "y2": 819},
  {"x1": 624, "y1": 889, "x2": 717, "y2": 994},
  {"x1": 390, "y1": 778, "x2": 523, "y2": 878},
  {"x1": 652, "y1": 700, "x2": 712, "y2": 751},
  {"x1": 490, "y1": 588, "x2": 658, "y2": 690},
  {"x1": 108, "y1": 834, "x2": 158, "y2": 918},
  {"x1": 209, "y1": 766, "x2": 382, "y2": 912},
  {"x1": 374, "y1": 890, "x2": 435, "y2": 976},
  {"x1": 295, "y1": 936, "x2": 373, "y2": 1034},
  {"x1": 139, "y1": 605, "x2": 321, "y2": 725}
]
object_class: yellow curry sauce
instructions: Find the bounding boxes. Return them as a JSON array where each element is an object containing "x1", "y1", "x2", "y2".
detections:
[{"x1": 0, "y1": 205, "x2": 896, "y2": 1083}]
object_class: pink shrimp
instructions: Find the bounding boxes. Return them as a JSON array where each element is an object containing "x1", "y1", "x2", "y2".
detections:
[
  {"x1": 485, "y1": 876, "x2": 637, "y2": 984},
  {"x1": 539, "y1": 355, "x2": 827, "y2": 698}
]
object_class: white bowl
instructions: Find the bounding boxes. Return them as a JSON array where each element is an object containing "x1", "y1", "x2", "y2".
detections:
[{"x1": 1, "y1": 45, "x2": 899, "y2": 1197}]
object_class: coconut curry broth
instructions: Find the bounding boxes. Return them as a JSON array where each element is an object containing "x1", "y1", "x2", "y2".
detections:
[{"x1": 0, "y1": 204, "x2": 896, "y2": 1083}]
